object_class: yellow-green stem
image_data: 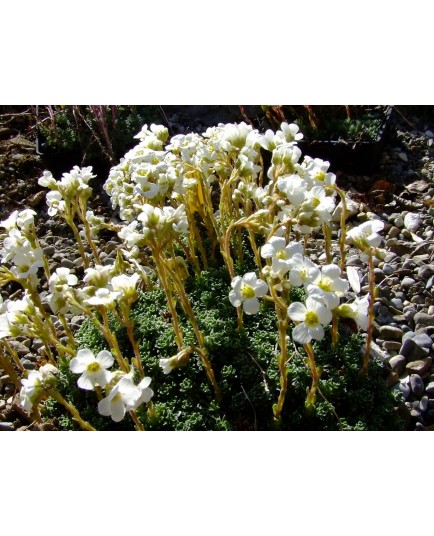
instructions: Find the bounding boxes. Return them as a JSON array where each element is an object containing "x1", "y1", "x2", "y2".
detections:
[
  {"x1": 129, "y1": 409, "x2": 145, "y2": 431},
  {"x1": 99, "y1": 308, "x2": 129, "y2": 372},
  {"x1": 304, "y1": 343, "x2": 320, "y2": 407},
  {"x1": 48, "y1": 389, "x2": 95, "y2": 430},
  {"x1": 360, "y1": 251, "x2": 375, "y2": 377},
  {"x1": 0, "y1": 344, "x2": 22, "y2": 389}
]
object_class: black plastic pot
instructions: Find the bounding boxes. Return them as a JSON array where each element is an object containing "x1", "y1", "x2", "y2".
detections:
[{"x1": 297, "y1": 106, "x2": 392, "y2": 174}]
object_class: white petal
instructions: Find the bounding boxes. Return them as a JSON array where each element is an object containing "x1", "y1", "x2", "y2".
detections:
[
  {"x1": 316, "y1": 304, "x2": 333, "y2": 325},
  {"x1": 77, "y1": 372, "x2": 95, "y2": 390},
  {"x1": 76, "y1": 348, "x2": 95, "y2": 364},
  {"x1": 292, "y1": 323, "x2": 312, "y2": 344},
  {"x1": 139, "y1": 377, "x2": 152, "y2": 389},
  {"x1": 98, "y1": 397, "x2": 112, "y2": 417},
  {"x1": 95, "y1": 369, "x2": 112, "y2": 387},
  {"x1": 242, "y1": 272, "x2": 258, "y2": 286},
  {"x1": 261, "y1": 243, "x2": 276, "y2": 259},
  {"x1": 346, "y1": 266, "x2": 360, "y2": 294},
  {"x1": 230, "y1": 276, "x2": 242, "y2": 290},
  {"x1": 69, "y1": 357, "x2": 86, "y2": 374},
  {"x1": 111, "y1": 399, "x2": 126, "y2": 422},
  {"x1": 322, "y1": 264, "x2": 341, "y2": 280},
  {"x1": 287, "y1": 301, "x2": 307, "y2": 322},
  {"x1": 253, "y1": 279, "x2": 268, "y2": 297},
  {"x1": 309, "y1": 325, "x2": 325, "y2": 341},
  {"x1": 96, "y1": 350, "x2": 114, "y2": 369},
  {"x1": 229, "y1": 290, "x2": 242, "y2": 307},
  {"x1": 243, "y1": 298, "x2": 260, "y2": 315}
]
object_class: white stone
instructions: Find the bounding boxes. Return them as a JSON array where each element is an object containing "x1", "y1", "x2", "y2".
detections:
[
  {"x1": 332, "y1": 197, "x2": 360, "y2": 223},
  {"x1": 398, "y1": 152, "x2": 408, "y2": 162},
  {"x1": 404, "y1": 212, "x2": 421, "y2": 233}
]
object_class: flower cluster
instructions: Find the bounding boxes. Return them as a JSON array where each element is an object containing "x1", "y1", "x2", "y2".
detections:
[
  {"x1": 0, "y1": 118, "x2": 386, "y2": 429},
  {"x1": 69, "y1": 348, "x2": 153, "y2": 422}
]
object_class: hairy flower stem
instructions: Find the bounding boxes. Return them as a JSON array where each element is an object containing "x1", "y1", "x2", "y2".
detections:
[
  {"x1": 152, "y1": 249, "x2": 184, "y2": 349},
  {"x1": 47, "y1": 389, "x2": 95, "y2": 431},
  {"x1": 126, "y1": 321, "x2": 144, "y2": 379},
  {"x1": 323, "y1": 223, "x2": 333, "y2": 264},
  {"x1": 0, "y1": 344, "x2": 22, "y2": 389},
  {"x1": 270, "y1": 285, "x2": 290, "y2": 420},
  {"x1": 66, "y1": 217, "x2": 90, "y2": 269},
  {"x1": 99, "y1": 308, "x2": 130, "y2": 373},
  {"x1": 360, "y1": 251, "x2": 375, "y2": 377},
  {"x1": 129, "y1": 409, "x2": 145, "y2": 431},
  {"x1": 170, "y1": 268, "x2": 221, "y2": 402},
  {"x1": 304, "y1": 343, "x2": 320, "y2": 407},
  {"x1": 332, "y1": 185, "x2": 348, "y2": 273}
]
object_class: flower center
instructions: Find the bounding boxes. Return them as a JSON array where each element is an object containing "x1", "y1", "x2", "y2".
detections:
[
  {"x1": 241, "y1": 284, "x2": 255, "y2": 299},
  {"x1": 87, "y1": 361, "x2": 101, "y2": 373},
  {"x1": 276, "y1": 250, "x2": 288, "y2": 260},
  {"x1": 311, "y1": 197, "x2": 320, "y2": 208},
  {"x1": 305, "y1": 311, "x2": 319, "y2": 326},
  {"x1": 316, "y1": 171, "x2": 325, "y2": 182},
  {"x1": 318, "y1": 278, "x2": 332, "y2": 292}
]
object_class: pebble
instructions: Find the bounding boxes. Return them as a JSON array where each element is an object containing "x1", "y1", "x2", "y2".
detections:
[
  {"x1": 401, "y1": 276, "x2": 416, "y2": 288},
  {"x1": 410, "y1": 374, "x2": 425, "y2": 397},
  {"x1": 406, "y1": 357, "x2": 432, "y2": 375},
  {"x1": 420, "y1": 396, "x2": 429, "y2": 412},
  {"x1": 0, "y1": 422, "x2": 15, "y2": 431},
  {"x1": 389, "y1": 354, "x2": 407, "y2": 374},
  {"x1": 379, "y1": 326, "x2": 403, "y2": 340},
  {"x1": 400, "y1": 337, "x2": 429, "y2": 361},
  {"x1": 425, "y1": 382, "x2": 434, "y2": 396},
  {"x1": 414, "y1": 312, "x2": 434, "y2": 328}
]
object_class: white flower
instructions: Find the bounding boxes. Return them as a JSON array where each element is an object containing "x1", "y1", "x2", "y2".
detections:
[
  {"x1": 16, "y1": 209, "x2": 37, "y2": 230},
  {"x1": 20, "y1": 370, "x2": 43, "y2": 411},
  {"x1": 84, "y1": 288, "x2": 121, "y2": 307},
  {"x1": 337, "y1": 295, "x2": 369, "y2": 331},
  {"x1": 0, "y1": 210, "x2": 18, "y2": 231},
  {"x1": 69, "y1": 349, "x2": 114, "y2": 390},
  {"x1": 287, "y1": 253, "x2": 320, "y2": 287},
  {"x1": 118, "y1": 221, "x2": 144, "y2": 248},
  {"x1": 346, "y1": 266, "x2": 361, "y2": 294},
  {"x1": 46, "y1": 190, "x2": 65, "y2": 216},
  {"x1": 159, "y1": 347, "x2": 191, "y2": 374},
  {"x1": 261, "y1": 237, "x2": 303, "y2": 278},
  {"x1": 38, "y1": 170, "x2": 56, "y2": 188},
  {"x1": 19, "y1": 364, "x2": 58, "y2": 411},
  {"x1": 280, "y1": 122, "x2": 303, "y2": 144},
  {"x1": 304, "y1": 186, "x2": 336, "y2": 222},
  {"x1": 346, "y1": 220, "x2": 384, "y2": 250},
  {"x1": 98, "y1": 374, "x2": 153, "y2": 422},
  {"x1": 288, "y1": 296, "x2": 333, "y2": 344},
  {"x1": 307, "y1": 264, "x2": 349, "y2": 309},
  {"x1": 229, "y1": 272, "x2": 269, "y2": 314},
  {"x1": 276, "y1": 174, "x2": 306, "y2": 206},
  {"x1": 110, "y1": 273, "x2": 141, "y2": 302},
  {"x1": 49, "y1": 267, "x2": 78, "y2": 293}
]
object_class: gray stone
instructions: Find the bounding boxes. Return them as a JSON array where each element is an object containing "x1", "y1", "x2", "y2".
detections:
[
  {"x1": 384, "y1": 341, "x2": 402, "y2": 352},
  {"x1": 400, "y1": 337, "x2": 429, "y2": 360},
  {"x1": 0, "y1": 422, "x2": 15, "y2": 431},
  {"x1": 401, "y1": 277, "x2": 416, "y2": 288},
  {"x1": 379, "y1": 326, "x2": 403, "y2": 340},
  {"x1": 406, "y1": 357, "x2": 432, "y2": 375},
  {"x1": 389, "y1": 354, "x2": 407, "y2": 374},
  {"x1": 60, "y1": 258, "x2": 76, "y2": 270},
  {"x1": 410, "y1": 374, "x2": 425, "y2": 397},
  {"x1": 425, "y1": 382, "x2": 434, "y2": 395},
  {"x1": 414, "y1": 312, "x2": 434, "y2": 327},
  {"x1": 387, "y1": 226, "x2": 401, "y2": 238},
  {"x1": 390, "y1": 298, "x2": 404, "y2": 310},
  {"x1": 397, "y1": 377, "x2": 411, "y2": 400},
  {"x1": 412, "y1": 333, "x2": 433, "y2": 349},
  {"x1": 420, "y1": 396, "x2": 429, "y2": 412}
]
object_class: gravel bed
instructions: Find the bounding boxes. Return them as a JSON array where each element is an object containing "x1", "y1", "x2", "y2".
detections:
[{"x1": 0, "y1": 106, "x2": 433, "y2": 431}]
